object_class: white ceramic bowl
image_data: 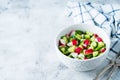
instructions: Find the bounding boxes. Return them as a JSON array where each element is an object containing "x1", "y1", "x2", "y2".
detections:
[{"x1": 55, "y1": 24, "x2": 110, "y2": 71}]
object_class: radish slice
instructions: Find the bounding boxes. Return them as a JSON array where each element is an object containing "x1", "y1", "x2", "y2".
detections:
[
  {"x1": 69, "y1": 30, "x2": 75, "y2": 36},
  {"x1": 75, "y1": 47, "x2": 82, "y2": 54},
  {"x1": 101, "y1": 48, "x2": 106, "y2": 53},
  {"x1": 85, "y1": 49, "x2": 94, "y2": 55},
  {"x1": 94, "y1": 34, "x2": 98, "y2": 38},
  {"x1": 96, "y1": 37, "x2": 103, "y2": 42},
  {"x1": 72, "y1": 39, "x2": 78, "y2": 45},
  {"x1": 84, "y1": 39, "x2": 90, "y2": 45},
  {"x1": 60, "y1": 39, "x2": 66, "y2": 45}
]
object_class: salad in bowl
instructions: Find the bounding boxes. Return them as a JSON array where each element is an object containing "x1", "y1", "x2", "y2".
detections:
[{"x1": 55, "y1": 24, "x2": 110, "y2": 71}]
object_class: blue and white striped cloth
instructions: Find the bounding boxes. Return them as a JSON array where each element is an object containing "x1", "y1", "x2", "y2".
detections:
[{"x1": 65, "y1": 2, "x2": 120, "y2": 58}]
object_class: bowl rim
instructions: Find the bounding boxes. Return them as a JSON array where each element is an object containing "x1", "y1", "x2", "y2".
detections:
[{"x1": 55, "y1": 24, "x2": 111, "y2": 61}]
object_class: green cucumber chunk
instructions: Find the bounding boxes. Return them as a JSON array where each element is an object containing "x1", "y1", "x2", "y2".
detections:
[
  {"x1": 85, "y1": 54, "x2": 93, "y2": 59},
  {"x1": 93, "y1": 51, "x2": 99, "y2": 57},
  {"x1": 91, "y1": 36, "x2": 95, "y2": 41},
  {"x1": 68, "y1": 54, "x2": 74, "y2": 58},
  {"x1": 68, "y1": 46, "x2": 76, "y2": 53},
  {"x1": 91, "y1": 42, "x2": 98, "y2": 48},
  {"x1": 75, "y1": 34, "x2": 82, "y2": 40},
  {"x1": 95, "y1": 46, "x2": 102, "y2": 51},
  {"x1": 84, "y1": 34, "x2": 90, "y2": 39},
  {"x1": 75, "y1": 30, "x2": 83, "y2": 35},
  {"x1": 95, "y1": 42, "x2": 105, "y2": 50},
  {"x1": 86, "y1": 31, "x2": 93, "y2": 36},
  {"x1": 61, "y1": 36, "x2": 68, "y2": 44},
  {"x1": 77, "y1": 54, "x2": 85, "y2": 59},
  {"x1": 69, "y1": 36, "x2": 75, "y2": 42},
  {"x1": 69, "y1": 53, "x2": 78, "y2": 58},
  {"x1": 59, "y1": 46, "x2": 69, "y2": 55},
  {"x1": 98, "y1": 42, "x2": 105, "y2": 47}
]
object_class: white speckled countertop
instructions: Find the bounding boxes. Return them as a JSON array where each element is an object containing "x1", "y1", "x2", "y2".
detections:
[{"x1": 0, "y1": 0, "x2": 120, "y2": 80}]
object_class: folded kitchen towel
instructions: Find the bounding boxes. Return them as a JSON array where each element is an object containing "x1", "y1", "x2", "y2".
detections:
[{"x1": 65, "y1": 2, "x2": 120, "y2": 58}]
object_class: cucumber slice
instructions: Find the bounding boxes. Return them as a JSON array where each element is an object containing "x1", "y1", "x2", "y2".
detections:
[
  {"x1": 86, "y1": 31, "x2": 93, "y2": 36},
  {"x1": 65, "y1": 47, "x2": 70, "y2": 55},
  {"x1": 81, "y1": 34, "x2": 84, "y2": 39},
  {"x1": 69, "y1": 36, "x2": 75, "y2": 42},
  {"x1": 95, "y1": 46, "x2": 102, "y2": 51},
  {"x1": 75, "y1": 30, "x2": 83, "y2": 35},
  {"x1": 80, "y1": 39, "x2": 85, "y2": 45},
  {"x1": 61, "y1": 36, "x2": 68, "y2": 44},
  {"x1": 84, "y1": 34, "x2": 90, "y2": 39},
  {"x1": 81, "y1": 39, "x2": 85, "y2": 41},
  {"x1": 75, "y1": 34, "x2": 82, "y2": 40},
  {"x1": 69, "y1": 52, "x2": 78, "y2": 58},
  {"x1": 68, "y1": 46, "x2": 76, "y2": 53},
  {"x1": 59, "y1": 46, "x2": 66, "y2": 53},
  {"x1": 68, "y1": 54, "x2": 74, "y2": 58},
  {"x1": 80, "y1": 41, "x2": 84, "y2": 45},
  {"x1": 88, "y1": 46, "x2": 94, "y2": 49},
  {"x1": 98, "y1": 42, "x2": 105, "y2": 47},
  {"x1": 79, "y1": 45, "x2": 83, "y2": 48},
  {"x1": 91, "y1": 36, "x2": 95, "y2": 41},
  {"x1": 69, "y1": 36, "x2": 73, "y2": 42},
  {"x1": 95, "y1": 42, "x2": 105, "y2": 50},
  {"x1": 91, "y1": 42, "x2": 98, "y2": 48},
  {"x1": 85, "y1": 54, "x2": 93, "y2": 59},
  {"x1": 93, "y1": 51, "x2": 99, "y2": 57},
  {"x1": 59, "y1": 46, "x2": 69, "y2": 55},
  {"x1": 77, "y1": 40, "x2": 80, "y2": 46},
  {"x1": 77, "y1": 54, "x2": 85, "y2": 59}
]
